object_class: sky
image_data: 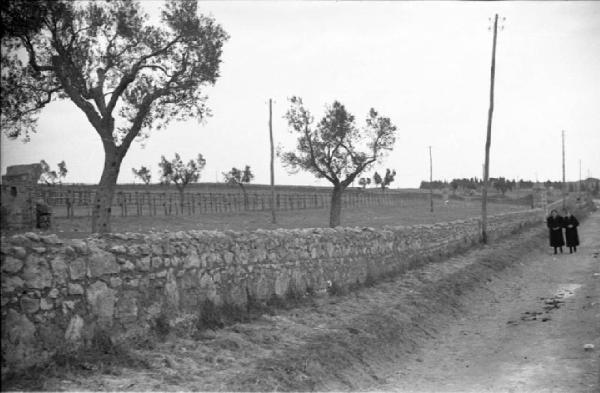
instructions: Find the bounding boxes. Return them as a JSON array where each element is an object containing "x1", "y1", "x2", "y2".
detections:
[{"x1": 1, "y1": 1, "x2": 599, "y2": 188}]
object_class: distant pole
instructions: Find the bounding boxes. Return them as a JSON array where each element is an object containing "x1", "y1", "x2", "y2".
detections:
[
  {"x1": 269, "y1": 98, "x2": 277, "y2": 224},
  {"x1": 562, "y1": 130, "x2": 566, "y2": 209},
  {"x1": 481, "y1": 13, "x2": 499, "y2": 245},
  {"x1": 429, "y1": 146, "x2": 433, "y2": 212},
  {"x1": 579, "y1": 159, "x2": 582, "y2": 193}
]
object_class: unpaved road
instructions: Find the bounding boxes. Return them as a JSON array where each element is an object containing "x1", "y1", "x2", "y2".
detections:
[{"x1": 377, "y1": 211, "x2": 600, "y2": 393}]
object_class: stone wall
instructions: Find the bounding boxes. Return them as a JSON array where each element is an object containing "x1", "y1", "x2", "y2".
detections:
[{"x1": 0, "y1": 208, "x2": 548, "y2": 374}]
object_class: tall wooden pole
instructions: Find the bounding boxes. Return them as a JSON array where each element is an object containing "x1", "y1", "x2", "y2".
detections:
[
  {"x1": 562, "y1": 129, "x2": 566, "y2": 209},
  {"x1": 429, "y1": 146, "x2": 433, "y2": 212},
  {"x1": 579, "y1": 159, "x2": 582, "y2": 193},
  {"x1": 269, "y1": 98, "x2": 277, "y2": 224},
  {"x1": 481, "y1": 14, "x2": 498, "y2": 244}
]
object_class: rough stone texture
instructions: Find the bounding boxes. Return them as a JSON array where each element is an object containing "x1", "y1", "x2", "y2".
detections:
[
  {"x1": 2, "y1": 256, "x2": 23, "y2": 273},
  {"x1": 1, "y1": 197, "x2": 594, "y2": 375}
]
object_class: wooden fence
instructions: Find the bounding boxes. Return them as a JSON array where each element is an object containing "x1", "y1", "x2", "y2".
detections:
[{"x1": 40, "y1": 188, "x2": 430, "y2": 218}]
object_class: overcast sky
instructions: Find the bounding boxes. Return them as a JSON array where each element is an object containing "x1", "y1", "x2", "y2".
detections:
[{"x1": 1, "y1": 1, "x2": 599, "y2": 187}]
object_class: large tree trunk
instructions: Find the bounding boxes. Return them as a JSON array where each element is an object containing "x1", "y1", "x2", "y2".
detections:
[
  {"x1": 91, "y1": 147, "x2": 122, "y2": 233},
  {"x1": 329, "y1": 185, "x2": 343, "y2": 227}
]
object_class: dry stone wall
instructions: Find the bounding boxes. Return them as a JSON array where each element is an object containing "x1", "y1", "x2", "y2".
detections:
[{"x1": 2, "y1": 208, "x2": 545, "y2": 373}]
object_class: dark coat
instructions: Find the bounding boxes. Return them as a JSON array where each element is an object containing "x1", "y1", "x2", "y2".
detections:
[
  {"x1": 547, "y1": 215, "x2": 564, "y2": 247},
  {"x1": 563, "y1": 215, "x2": 579, "y2": 247}
]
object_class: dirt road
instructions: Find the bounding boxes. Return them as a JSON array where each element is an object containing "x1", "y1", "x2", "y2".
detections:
[{"x1": 377, "y1": 211, "x2": 600, "y2": 393}]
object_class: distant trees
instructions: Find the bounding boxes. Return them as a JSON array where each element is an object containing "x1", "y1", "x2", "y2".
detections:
[
  {"x1": 358, "y1": 177, "x2": 371, "y2": 189},
  {"x1": 39, "y1": 160, "x2": 67, "y2": 184},
  {"x1": 223, "y1": 165, "x2": 254, "y2": 209},
  {"x1": 381, "y1": 168, "x2": 396, "y2": 190},
  {"x1": 373, "y1": 172, "x2": 382, "y2": 188},
  {"x1": 493, "y1": 177, "x2": 512, "y2": 196},
  {"x1": 132, "y1": 166, "x2": 152, "y2": 185},
  {"x1": 370, "y1": 169, "x2": 396, "y2": 190},
  {"x1": 281, "y1": 97, "x2": 397, "y2": 227},
  {"x1": 1, "y1": 0, "x2": 228, "y2": 232},
  {"x1": 159, "y1": 153, "x2": 206, "y2": 210},
  {"x1": 450, "y1": 180, "x2": 459, "y2": 195}
]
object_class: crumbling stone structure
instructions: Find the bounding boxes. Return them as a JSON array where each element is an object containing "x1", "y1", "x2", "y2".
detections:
[{"x1": 1, "y1": 164, "x2": 43, "y2": 230}]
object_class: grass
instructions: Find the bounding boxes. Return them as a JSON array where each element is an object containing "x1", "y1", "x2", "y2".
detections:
[{"x1": 27, "y1": 199, "x2": 524, "y2": 239}]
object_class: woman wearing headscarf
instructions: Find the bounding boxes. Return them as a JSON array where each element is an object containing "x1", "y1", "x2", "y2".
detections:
[
  {"x1": 546, "y1": 209, "x2": 564, "y2": 254},
  {"x1": 562, "y1": 209, "x2": 580, "y2": 253}
]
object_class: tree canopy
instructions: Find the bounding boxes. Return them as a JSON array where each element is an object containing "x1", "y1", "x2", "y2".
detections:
[
  {"x1": 281, "y1": 97, "x2": 396, "y2": 188},
  {"x1": 281, "y1": 97, "x2": 397, "y2": 226},
  {"x1": 223, "y1": 165, "x2": 254, "y2": 187},
  {"x1": 159, "y1": 153, "x2": 206, "y2": 191}
]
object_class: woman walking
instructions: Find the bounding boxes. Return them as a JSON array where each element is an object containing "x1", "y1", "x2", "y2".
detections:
[
  {"x1": 563, "y1": 209, "x2": 580, "y2": 253},
  {"x1": 547, "y1": 209, "x2": 564, "y2": 254}
]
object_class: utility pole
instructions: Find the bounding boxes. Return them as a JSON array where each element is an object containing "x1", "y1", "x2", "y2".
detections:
[
  {"x1": 429, "y1": 146, "x2": 433, "y2": 212},
  {"x1": 562, "y1": 130, "x2": 566, "y2": 209},
  {"x1": 481, "y1": 13, "x2": 501, "y2": 244},
  {"x1": 269, "y1": 98, "x2": 277, "y2": 224},
  {"x1": 579, "y1": 159, "x2": 582, "y2": 193}
]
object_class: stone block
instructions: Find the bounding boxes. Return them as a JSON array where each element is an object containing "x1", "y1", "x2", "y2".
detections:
[
  {"x1": 23, "y1": 255, "x2": 52, "y2": 289},
  {"x1": 88, "y1": 248, "x2": 119, "y2": 277},
  {"x1": 86, "y1": 281, "x2": 116, "y2": 325},
  {"x1": 69, "y1": 257, "x2": 87, "y2": 280},
  {"x1": 68, "y1": 283, "x2": 84, "y2": 295},
  {"x1": 20, "y1": 296, "x2": 40, "y2": 313},
  {"x1": 2, "y1": 256, "x2": 23, "y2": 273}
]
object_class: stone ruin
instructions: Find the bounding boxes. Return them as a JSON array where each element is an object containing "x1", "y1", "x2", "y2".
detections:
[{"x1": 1, "y1": 164, "x2": 43, "y2": 230}]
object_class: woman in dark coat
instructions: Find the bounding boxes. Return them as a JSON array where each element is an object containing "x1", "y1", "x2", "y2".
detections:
[
  {"x1": 547, "y1": 209, "x2": 564, "y2": 254},
  {"x1": 562, "y1": 209, "x2": 580, "y2": 253}
]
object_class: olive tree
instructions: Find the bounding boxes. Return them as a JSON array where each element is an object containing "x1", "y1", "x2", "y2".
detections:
[
  {"x1": 159, "y1": 153, "x2": 205, "y2": 211},
  {"x1": 223, "y1": 165, "x2": 254, "y2": 209},
  {"x1": 281, "y1": 97, "x2": 397, "y2": 227},
  {"x1": 1, "y1": 0, "x2": 228, "y2": 232},
  {"x1": 131, "y1": 165, "x2": 152, "y2": 185}
]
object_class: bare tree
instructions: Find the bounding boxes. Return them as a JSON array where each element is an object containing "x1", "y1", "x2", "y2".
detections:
[
  {"x1": 159, "y1": 153, "x2": 206, "y2": 211},
  {"x1": 1, "y1": 0, "x2": 228, "y2": 232},
  {"x1": 281, "y1": 97, "x2": 397, "y2": 227}
]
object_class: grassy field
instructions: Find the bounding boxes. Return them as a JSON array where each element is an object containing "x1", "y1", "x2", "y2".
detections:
[{"x1": 39, "y1": 198, "x2": 526, "y2": 239}]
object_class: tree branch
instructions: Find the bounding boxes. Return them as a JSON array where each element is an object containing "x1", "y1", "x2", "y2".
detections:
[{"x1": 106, "y1": 35, "x2": 182, "y2": 114}]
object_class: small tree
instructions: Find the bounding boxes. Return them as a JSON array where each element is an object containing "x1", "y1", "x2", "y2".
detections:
[
  {"x1": 381, "y1": 168, "x2": 396, "y2": 190},
  {"x1": 39, "y1": 159, "x2": 67, "y2": 184},
  {"x1": 132, "y1": 166, "x2": 152, "y2": 185},
  {"x1": 281, "y1": 97, "x2": 396, "y2": 227},
  {"x1": 223, "y1": 165, "x2": 254, "y2": 209},
  {"x1": 358, "y1": 177, "x2": 371, "y2": 189},
  {"x1": 159, "y1": 153, "x2": 206, "y2": 211},
  {"x1": 373, "y1": 172, "x2": 382, "y2": 188}
]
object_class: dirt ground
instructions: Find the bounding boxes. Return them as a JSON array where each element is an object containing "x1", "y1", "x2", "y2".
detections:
[
  {"x1": 3, "y1": 211, "x2": 598, "y2": 392},
  {"x1": 376, "y1": 210, "x2": 600, "y2": 393}
]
